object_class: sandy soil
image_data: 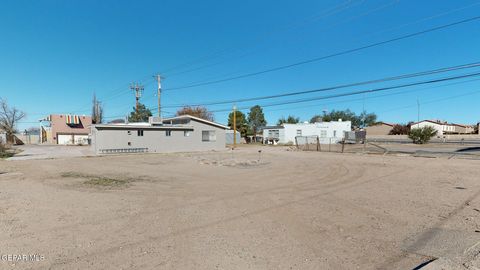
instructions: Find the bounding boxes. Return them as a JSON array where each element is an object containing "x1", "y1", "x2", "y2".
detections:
[{"x1": 1, "y1": 146, "x2": 480, "y2": 269}]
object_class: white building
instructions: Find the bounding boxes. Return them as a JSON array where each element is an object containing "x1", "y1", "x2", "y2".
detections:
[
  {"x1": 410, "y1": 120, "x2": 474, "y2": 135},
  {"x1": 263, "y1": 120, "x2": 351, "y2": 144}
]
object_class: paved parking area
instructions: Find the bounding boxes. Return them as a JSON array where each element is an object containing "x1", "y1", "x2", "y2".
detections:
[{"x1": 7, "y1": 144, "x2": 94, "y2": 160}]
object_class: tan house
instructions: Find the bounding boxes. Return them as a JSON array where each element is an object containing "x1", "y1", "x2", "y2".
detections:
[
  {"x1": 364, "y1": 122, "x2": 394, "y2": 135},
  {"x1": 452, "y1": 124, "x2": 475, "y2": 134},
  {"x1": 40, "y1": 114, "x2": 92, "y2": 145}
]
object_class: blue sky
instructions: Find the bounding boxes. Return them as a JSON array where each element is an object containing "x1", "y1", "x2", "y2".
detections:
[{"x1": 1, "y1": 0, "x2": 480, "y2": 130}]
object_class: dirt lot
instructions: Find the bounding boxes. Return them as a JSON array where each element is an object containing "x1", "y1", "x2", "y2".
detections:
[{"x1": 1, "y1": 146, "x2": 480, "y2": 269}]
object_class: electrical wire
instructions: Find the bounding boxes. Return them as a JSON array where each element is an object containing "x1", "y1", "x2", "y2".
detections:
[
  {"x1": 200, "y1": 72, "x2": 480, "y2": 113},
  {"x1": 160, "y1": 61, "x2": 480, "y2": 108},
  {"x1": 164, "y1": 15, "x2": 480, "y2": 91}
]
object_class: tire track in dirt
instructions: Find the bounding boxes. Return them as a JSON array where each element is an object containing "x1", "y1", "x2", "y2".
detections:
[
  {"x1": 47, "y1": 170, "x2": 403, "y2": 269},
  {"x1": 4, "y1": 163, "x2": 349, "y2": 243}
]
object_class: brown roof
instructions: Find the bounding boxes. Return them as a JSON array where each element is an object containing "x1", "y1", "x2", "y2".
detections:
[{"x1": 369, "y1": 122, "x2": 394, "y2": 127}]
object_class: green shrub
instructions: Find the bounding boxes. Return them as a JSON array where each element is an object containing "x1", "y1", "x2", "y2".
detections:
[{"x1": 408, "y1": 126, "x2": 437, "y2": 144}]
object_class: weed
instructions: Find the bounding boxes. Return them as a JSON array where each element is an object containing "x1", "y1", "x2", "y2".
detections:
[
  {"x1": 61, "y1": 171, "x2": 131, "y2": 187},
  {"x1": 83, "y1": 177, "x2": 128, "y2": 186}
]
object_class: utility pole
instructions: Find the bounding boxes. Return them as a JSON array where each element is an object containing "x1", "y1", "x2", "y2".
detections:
[
  {"x1": 233, "y1": 104, "x2": 237, "y2": 147},
  {"x1": 417, "y1": 98, "x2": 420, "y2": 128},
  {"x1": 362, "y1": 93, "x2": 366, "y2": 128},
  {"x1": 130, "y1": 83, "x2": 144, "y2": 113},
  {"x1": 154, "y1": 74, "x2": 164, "y2": 119}
]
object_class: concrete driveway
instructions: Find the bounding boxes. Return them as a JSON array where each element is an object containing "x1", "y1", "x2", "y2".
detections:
[{"x1": 7, "y1": 144, "x2": 94, "y2": 161}]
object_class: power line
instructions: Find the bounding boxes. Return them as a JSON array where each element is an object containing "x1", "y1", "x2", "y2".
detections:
[
  {"x1": 379, "y1": 89, "x2": 480, "y2": 114},
  {"x1": 30, "y1": 77, "x2": 476, "y2": 121},
  {"x1": 63, "y1": 2, "x2": 480, "y2": 117},
  {"x1": 161, "y1": 0, "x2": 395, "y2": 79},
  {"x1": 261, "y1": 77, "x2": 480, "y2": 114},
  {"x1": 161, "y1": 61, "x2": 480, "y2": 108},
  {"x1": 201, "y1": 72, "x2": 480, "y2": 113},
  {"x1": 158, "y1": 0, "x2": 360, "y2": 76},
  {"x1": 71, "y1": 2, "x2": 480, "y2": 114},
  {"x1": 164, "y1": 15, "x2": 480, "y2": 91}
]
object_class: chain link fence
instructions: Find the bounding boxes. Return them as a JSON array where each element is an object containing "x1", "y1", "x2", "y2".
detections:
[{"x1": 294, "y1": 136, "x2": 320, "y2": 151}]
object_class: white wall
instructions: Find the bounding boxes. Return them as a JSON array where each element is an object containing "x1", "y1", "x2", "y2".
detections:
[
  {"x1": 268, "y1": 121, "x2": 351, "y2": 144},
  {"x1": 263, "y1": 128, "x2": 286, "y2": 143},
  {"x1": 413, "y1": 121, "x2": 454, "y2": 135}
]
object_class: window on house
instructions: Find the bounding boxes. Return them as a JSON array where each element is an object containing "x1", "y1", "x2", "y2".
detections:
[
  {"x1": 202, "y1": 130, "x2": 216, "y2": 142},
  {"x1": 166, "y1": 130, "x2": 172, "y2": 136},
  {"x1": 333, "y1": 130, "x2": 337, "y2": 137},
  {"x1": 128, "y1": 142, "x2": 131, "y2": 146},
  {"x1": 320, "y1": 130, "x2": 327, "y2": 138},
  {"x1": 268, "y1": 129, "x2": 279, "y2": 138},
  {"x1": 184, "y1": 131, "x2": 190, "y2": 137},
  {"x1": 296, "y1": 129, "x2": 302, "y2": 136},
  {"x1": 137, "y1": 130, "x2": 144, "y2": 136}
]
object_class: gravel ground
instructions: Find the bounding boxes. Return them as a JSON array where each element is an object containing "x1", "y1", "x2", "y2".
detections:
[
  {"x1": 6, "y1": 145, "x2": 94, "y2": 161},
  {"x1": 1, "y1": 146, "x2": 480, "y2": 269}
]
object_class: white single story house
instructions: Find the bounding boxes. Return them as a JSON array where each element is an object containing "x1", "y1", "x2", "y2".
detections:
[
  {"x1": 263, "y1": 120, "x2": 352, "y2": 144},
  {"x1": 410, "y1": 120, "x2": 475, "y2": 135},
  {"x1": 91, "y1": 115, "x2": 228, "y2": 154}
]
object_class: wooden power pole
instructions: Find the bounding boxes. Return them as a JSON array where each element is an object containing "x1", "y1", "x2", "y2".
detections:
[
  {"x1": 130, "y1": 83, "x2": 144, "y2": 113},
  {"x1": 154, "y1": 74, "x2": 164, "y2": 119},
  {"x1": 233, "y1": 105, "x2": 237, "y2": 147}
]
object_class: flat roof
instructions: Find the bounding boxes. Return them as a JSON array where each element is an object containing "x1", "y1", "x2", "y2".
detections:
[{"x1": 93, "y1": 124, "x2": 194, "y2": 130}]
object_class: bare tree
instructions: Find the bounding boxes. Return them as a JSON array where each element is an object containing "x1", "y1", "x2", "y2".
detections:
[
  {"x1": 176, "y1": 106, "x2": 214, "y2": 121},
  {"x1": 0, "y1": 99, "x2": 25, "y2": 143}
]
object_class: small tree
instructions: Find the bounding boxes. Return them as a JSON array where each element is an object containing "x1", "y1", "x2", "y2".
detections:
[
  {"x1": 389, "y1": 124, "x2": 410, "y2": 135},
  {"x1": 408, "y1": 126, "x2": 437, "y2": 144},
  {"x1": 176, "y1": 106, "x2": 214, "y2": 121},
  {"x1": 128, "y1": 103, "x2": 152, "y2": 122},
  {"x1": 247, "y1": 105, "x2": 266, "y2": 141},
  {"x1": 228, "y1": 110, "x2": 247, "y2": 137},
  {"x1": 277, "y1": 115, "x2": 300, "y2": 125},
  {"x1": 321, "y1": 109, "x2": 377, "y2": 128},
  {"x1": 359, "y1": 111, "x2": 377, "y2": 128},
  {"x1": 310, "y1": 115, "x2": 323, "y2": 123},
  {"x1": 0, "y1": 98, "x2": 25, "y2": 143}
]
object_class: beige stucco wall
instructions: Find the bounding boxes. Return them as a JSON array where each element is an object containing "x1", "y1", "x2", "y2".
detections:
[
  {"x1": 365, "y1": 124, "x2": 393, "y2": 135},
  {"x1": 51, "y1": 115, "x2": 92, "y2": 143},
  {"x1": 453, "y1": 125, "x2": 475, "y2": 134}
]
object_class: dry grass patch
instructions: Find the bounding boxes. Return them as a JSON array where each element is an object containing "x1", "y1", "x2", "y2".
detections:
[
  {"x1": 61, "y1": 172, "x2": 132, "y2": 188},
  {"x1": 83, "y1": 177, "x2": 128, "y2": 187}
]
